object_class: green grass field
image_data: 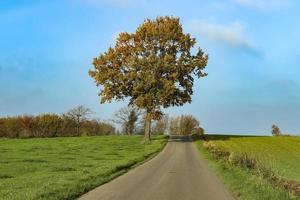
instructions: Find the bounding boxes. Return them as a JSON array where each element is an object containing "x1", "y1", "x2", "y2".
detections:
[
  {"x1": 196, "y1": 135, "x2": 300, "y2": 200},
  {"x1": 205, "y1": 135, "x2": 300, "y2": 182},
  {"x1": 0, "y1": 135, "x2": 167, "y2": 200}
]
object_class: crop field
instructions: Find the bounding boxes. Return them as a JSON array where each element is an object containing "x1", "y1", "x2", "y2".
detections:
[
  {"x1": 0, "y1": 135, "x2": 167, "y2": 200},
  {"x1": 204, "y1": 135, "x2": 300, "y2": 182},
  {"x1": 196, "y1": 135, "x2": 300, "y2": 200}
]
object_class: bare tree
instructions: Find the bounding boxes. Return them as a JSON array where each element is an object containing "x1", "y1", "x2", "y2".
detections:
[
  {"x1": 169, "y1": 115, "x2": 199, "y2": 135},
  {"x1": 153, "y1": 114, "x2": 169, "y2": 135},
  {"x1": 114, "y1": 106, "x2": 143, "y2": 135},
  {"x1": 179, "y1": 115, "x2": 199, "y2": 135},
  {"x1": 65, "y1": 105, "x2": 92, "y2": 135}
]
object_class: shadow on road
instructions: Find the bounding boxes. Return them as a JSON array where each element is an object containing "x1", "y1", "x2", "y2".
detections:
[
  {"x1": 168, "y1": 135, "x2": 193, "y2": 143},
  {"x1": 204, "y1": 134, "x2": 263, "y2": 141}
]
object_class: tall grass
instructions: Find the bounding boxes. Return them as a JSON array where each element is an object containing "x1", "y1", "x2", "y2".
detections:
[
  {"x1": 196, "y1": 140, "x2": 295, "y2": 200},
  {"x1": 202, "y1": 137, "x2": 300, "y2": 197}
]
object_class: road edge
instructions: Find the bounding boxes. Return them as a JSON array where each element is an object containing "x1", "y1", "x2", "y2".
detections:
[{"x1": 75, "y1": 136, "x2": 169, "y2": 200}]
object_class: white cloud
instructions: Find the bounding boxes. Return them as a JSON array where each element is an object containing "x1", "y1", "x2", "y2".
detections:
[
  {"x1": 189, "y1": 20, "x2": 247, "y2": 47},
  {"x1": 71, "y1": 0, "x2": 143, "y2": 7},
  {"x1": 232, "y1": 0, "x2": 289, "y2": 10},
  {"x1": 188, "y1": 20, "x2": 262, "y2": 56}
]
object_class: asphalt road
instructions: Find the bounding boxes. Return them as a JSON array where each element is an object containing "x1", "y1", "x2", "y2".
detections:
[{"x1": 79, "y1": 135, "x2": 234, "y2": 200}]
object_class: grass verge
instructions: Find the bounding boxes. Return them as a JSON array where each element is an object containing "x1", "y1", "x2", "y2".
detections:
[
  {"x1": 195, "y1": 139, "x2": 299, "y2": 200},
  {"x1": 0, "y1": 135, "x2": 168, "y2": 200}
]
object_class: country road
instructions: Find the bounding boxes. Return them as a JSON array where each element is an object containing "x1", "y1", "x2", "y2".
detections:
[{"x1": 79, "y1": 136, "x2": 234, "y2": 200}]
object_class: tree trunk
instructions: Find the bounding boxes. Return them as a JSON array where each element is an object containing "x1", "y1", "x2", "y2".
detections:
[
  {"x1": 144, "y1": 114, "x2": 151, "y2": 142},
  {"x1": 76, "y1": 124, "x2": 80, "y2": 136}
]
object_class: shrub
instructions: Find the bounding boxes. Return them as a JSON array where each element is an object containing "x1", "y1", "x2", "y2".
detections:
[
  {"x1": 60, "y1": 116, "x2": 77, "y2": 136},
  {"x1": 34, "y1": 114, "x2": 63, "y2": 137},
  {"x1": 2, "y1": 117, "x2": 23, "y2": 138},
  {"x1": 0, "y1": 118, "x2": 5, "y2": 137},
  {"x1": 18, "y1": 115, "x2": 36, "y2": 138},
  {"x1": 203, "y1": 141, "x2": 281, "y2": 184},
  {"x1": 0, "y1": 114, "x2": 116, "y2": 138},
  {"x1": 81, "y1": 120, "x2": 115, "y2": 136}
]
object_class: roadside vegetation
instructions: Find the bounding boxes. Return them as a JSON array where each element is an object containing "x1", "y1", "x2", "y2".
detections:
[
  {"x1": 0, "y1": 105, "x2": 115, "y2": 138},
  {"x1": 0, "y1": 135, "x2": 167, "y2": 200},
  {"x1": 195, "y1": 135, "x2": 300, "y2": 200},
  {"x1": 169, "y1": 115, "x2": 204, "y2": 135}
]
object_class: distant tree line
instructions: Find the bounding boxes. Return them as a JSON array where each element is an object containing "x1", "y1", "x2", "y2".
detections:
[
  {"x1": 168, "y1": 115, "x2": 204, "y2": 135},
  {"x1": 0, "y1": 106, "x2": 115, "y2": 138},
  {"x1": 0, "y1": 104, "x2": 204, "y2": 138},
  {"x1": 113, "y1": 106, "x2": 204, "y2": 136}
]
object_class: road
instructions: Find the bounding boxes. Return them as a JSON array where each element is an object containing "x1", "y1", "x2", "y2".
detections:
[{"x1": 79, "y1": 135, "x2": 234, "y2": 200}]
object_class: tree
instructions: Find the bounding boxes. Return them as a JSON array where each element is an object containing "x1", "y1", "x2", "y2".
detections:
[
  {"x1": 153, "y1": 114, "x2": 169, "y2": 135},
  {"x1": 169, "y1": 117, "x2": 180, "y2": 135},
  {"x1": 114, "y1": 106, "x2": 143, "y2": 135},
  {"x1": 272, "y1": 124, "x2": 282, "y2": 136},
  {"x1": 179, "y1": 115, "x2": 199, "y2": 135},
  {"x1": 65, "y1": 105, "x2": 92, "y2": 136},
  {"x1": 35, "y1": 114, "x2": 62, "y2": 137},
  {"x1": 169, "y1": 115, "x2": 199, "y2": 135},
  {"x1": 89, "y1": 16, "x2": 208, "y2": 141}
]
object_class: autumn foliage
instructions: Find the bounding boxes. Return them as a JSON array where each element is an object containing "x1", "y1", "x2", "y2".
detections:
[
  {"x1": 0, "y1": 114, "x2": 115, "y2": 138},
  {"x1": 90, "y1": 16, "x2": 208, "y2": 141},
  {"x1": 169, "y1": 115, "x2": 202, "y2": 135}
]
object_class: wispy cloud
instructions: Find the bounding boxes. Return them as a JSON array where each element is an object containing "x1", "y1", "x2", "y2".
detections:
[
  {"x1": 71, "y1": 0, "x2": 144, "y2": 7},
  {"x1": 188, "y1": 20, "x2": 262, "y2": 56},
  {"x1": 232, "y1": 0, "x2": 289, "y2": 10}
]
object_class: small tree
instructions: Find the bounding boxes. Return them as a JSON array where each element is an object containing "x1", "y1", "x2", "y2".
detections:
[
  {"x1": 90, "y1": 16, "x2": 208, "y2": 141},
  {"x1": 114, "y1": 106, "x2": 142, "y2": 135},
  {"x1": 65, "y1": 105, "x2": 92, "y2": 136},
  {"x1": 272, "y1": 124, "x2": 282, "y2": 136}
]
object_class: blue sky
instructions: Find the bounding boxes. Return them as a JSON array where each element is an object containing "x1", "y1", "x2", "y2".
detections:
[{"x1": 1, "y1": 0, "x2": 299, "y2": 135}]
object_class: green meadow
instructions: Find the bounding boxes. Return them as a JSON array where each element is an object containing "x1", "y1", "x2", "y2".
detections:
[
  {"x1": 205, "y1": 135, "x2": 300, "y2": 182},
  {"x1": 196, "y1": 135, "x2": 300, "y2": 200},
  {"x1": 0, "y1": 135, "x2": 167, "y2": 200}
]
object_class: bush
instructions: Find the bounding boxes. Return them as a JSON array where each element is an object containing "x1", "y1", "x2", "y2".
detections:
[
  {"x1": 0, "y1": 118, "x2": 4, "y2": 137},
  {"x1": 0, "y1": 114, "x2": 116, "y2": 138},
  {"x1": 1, "y1": 117, "x2": 23, "y2": 138},
  {"x1": 81, "y1": 120, "x2": 115, "y2": 136},
  {"x1": 34, "y1": 114, "x2": 63, "y2": 137},
  {"x1": 203, "y1": 141, "x2": 280, "y2": 183}
]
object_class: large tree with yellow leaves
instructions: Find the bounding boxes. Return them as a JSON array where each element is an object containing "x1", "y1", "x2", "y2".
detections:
[{"x1": 89, "y1": 16, "x2": 208, "y2": 141}]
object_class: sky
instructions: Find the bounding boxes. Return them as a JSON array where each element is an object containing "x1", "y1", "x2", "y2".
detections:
[{"x1": 0, "y1": 0, "x2": 299, "y2": 135}]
